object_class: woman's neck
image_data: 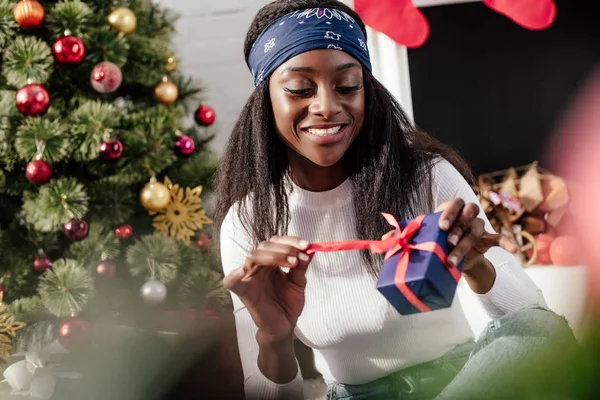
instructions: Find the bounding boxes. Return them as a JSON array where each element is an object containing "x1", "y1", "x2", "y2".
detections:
[{"x1": 288, "y1": 152, "x2": 348, "y2": 192}]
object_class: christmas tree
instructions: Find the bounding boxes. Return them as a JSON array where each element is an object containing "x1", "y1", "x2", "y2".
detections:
[{"x1": 0, "y1": 0, "x2": 228, "y2": 378}]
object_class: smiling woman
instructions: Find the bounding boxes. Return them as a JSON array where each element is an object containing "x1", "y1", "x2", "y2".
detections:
[{"x1": 213, "y1": 1, "x2": 574, "y2": 400}]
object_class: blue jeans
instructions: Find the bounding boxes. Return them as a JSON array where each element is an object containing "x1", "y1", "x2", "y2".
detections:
[{"x1": 326, "y1": 307, "x2": 578, "y2": 400}]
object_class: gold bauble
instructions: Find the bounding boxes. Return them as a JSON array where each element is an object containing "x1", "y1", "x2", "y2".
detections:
[
  {"x1": 165, "y1": 55, "x2": 177, "y2": 72},
  {"x1": 140, "y1": 180, "x2": 170, "y2": 211},
  {"x1": 14, "y1": 0, "x2": 44, "y2": 29},
  {"x1": 107, "y1": 7, "x2": 137, "y2": 34},
  {"x1": 154, "y1": 80, "x2": 178, "y2": 105}
]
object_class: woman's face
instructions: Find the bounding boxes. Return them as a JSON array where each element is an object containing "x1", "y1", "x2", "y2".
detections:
[{"x1": 269, "y1": 49, "x2": 365, "y2": 168}]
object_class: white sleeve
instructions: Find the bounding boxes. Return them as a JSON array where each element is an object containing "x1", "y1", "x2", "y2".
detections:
[
  {"x1": 220, "y1": 205, "x2": 304, "y2": 400},
  {"x1": 431, "y1": 159, "x2": 547, "y2": 317}
]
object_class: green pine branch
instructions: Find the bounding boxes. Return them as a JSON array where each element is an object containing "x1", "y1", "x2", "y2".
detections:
[
  {"x1": 180, "y1": 268, "x2": 230, "y2": 309},
  {"x1": 8, "y1": 296, "x2": 48, "y2": 324},
  {"x1": 121, "y1": 35, "x2": 170, "y2": 87},
  {"x1": 46, "y1": 0, "x2": 93, "y2": 37},
  {"x1": 88, "y1": 177, "x2": 136, "y2": 226},
  {"x1": 69, "y1": 100, "x2": 121, "y2": 161},
  {"x1": 67, "y1": 222, "x2": 120, "y2": 269},
  {"x1": 0, "y1": 0, "x2": 17, "y2": 48},
  {"x1": 2, "y1": 37, "x2": 54, "y2": 88},
  {"x1": 126, "y1": 235, "x2": 181, "y2": 284},
  {"x1": 38, "y1": 258, "x2": 94, "y2": 317},
  {"x1": 83, "y1": 26, "x2": 130, "y2": 68},
  {"x1": 166, "y1": 148, "x2": 218, "y2": 191},
  {"x1": 21, "y1": 177, "x2": 89, "y2": 232},
  {"x1": 15, "y1": 117, "x2": 69, "y2": 163}
]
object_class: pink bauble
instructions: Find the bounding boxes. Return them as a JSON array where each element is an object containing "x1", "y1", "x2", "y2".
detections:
[
  {"x1": 96, "y1": 260, "x2": 117, "y2": 278},
  {"x1": 99, "y1": 138, "x2": 123, "y2": 160},
  {"x1": 175, "y1": 135, "x2": 195, "y2": 156},
  {"x1": 530, "y1": 234, "x2": 554, "y2": 265},
  {"x1": 33, "y1": 256, "x2": 52, "y2": 273},
  {"x1": 550, "y1": 236, "x2": 581, "y2": 267},
  {"x1": 90, "y1": 61, "x2": 122, "y2": 93}
]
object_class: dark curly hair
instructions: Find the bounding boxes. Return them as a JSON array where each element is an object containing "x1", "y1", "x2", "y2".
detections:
[{"x1": 214, "y1": 0, "x2": 473, "y2": 273}]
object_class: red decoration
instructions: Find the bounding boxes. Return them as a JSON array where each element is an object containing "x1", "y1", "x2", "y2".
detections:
[
  {"x1": 96, "y1": 260, "x2": 117, "y2": 278},
  {"x1": 99, "y1": 138, "x2": 123, "y2": 160},
  {"x1": 175, "y1": 135, "x2": 195, "y2": 156},
  {"x1": 194, "y1": 104, "x2": 216, "y2": 126},
  {"x1": 52, "y1": 35, "x2": 85, "y2": 66},
  {"x1": 25, "y1": 159, "x2": 52, "y2": 184},
  {"x1": 195, "y1": 231, "x2": 212, "y2": 251},
  {"x1": 354, "y1": 0, "x2": 429, "y2": 49},
  {"x1": 90, "y1": 61, "x2": 122, "y2": 93},
  {"x1": 16, "y1": 84, "x2": 50, "y2": 116},
  {"x1": 550, "y1": 236, "x2": 581, "y2": 266},
  {"x1": 58, "y1": 318, "x2": 91, "y2": 348},
  {"x1": 528, "y1": 233, "x2": 553, "y2": 265},
  {"x1": 63, "y1": 219, "x2": 89, "y2": 241},
  {"x1": 114, "y1": 224, "x2": 133, "y2": 240},
  {"x1": 14, "y1": 0, "x2": 44, "y2": 29},
  {"x1": 33, "y1": 255, "x2": 52, "y2": 273},
  {"x1": 483, "y1": 0, "x2": 556, "y2": 30}
]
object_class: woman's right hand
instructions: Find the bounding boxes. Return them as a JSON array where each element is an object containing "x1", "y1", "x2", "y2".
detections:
[{"x1": 223, "y1": 236, "x2": 313, "y2": 343}]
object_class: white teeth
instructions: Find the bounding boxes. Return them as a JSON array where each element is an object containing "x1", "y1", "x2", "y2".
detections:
[{"x1": 306, "y1": 125, "x2": 343, "y2": 136}]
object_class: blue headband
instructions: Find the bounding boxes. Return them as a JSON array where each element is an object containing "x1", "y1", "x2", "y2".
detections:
[{"x1": 248, "y1": 8, "x2": 372, "y2": 87}]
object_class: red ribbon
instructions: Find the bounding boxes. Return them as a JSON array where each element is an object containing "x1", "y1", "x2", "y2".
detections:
[{"x1": 306, "y1": 213, "x2": 461, "y2": 312}]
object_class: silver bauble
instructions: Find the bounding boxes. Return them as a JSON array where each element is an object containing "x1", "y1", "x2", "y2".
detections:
[{"x1": 140, "y1": 280, "x2": 167, "y2": 305}]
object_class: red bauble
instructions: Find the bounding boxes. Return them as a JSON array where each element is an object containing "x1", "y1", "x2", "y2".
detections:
[
  {"x1": 14, "y1": 0, "x2": 44, "y2": 29},
  {"x1": 90, "y1": 61, "x2": 122, "y2": 93},
  {"x1": 195, "y1": 231, "x2": 212, "y2": 251},
  {"x1": 58, "y1": 318, "x2": 91, "y2": 348},
  {"x1": 175, "y1": 135, "x2": 195, "y2": 156},
  {"x1": 528, "y1": 233, "x2": 554, "y2": 265},
  {"x1": 96, "y1": 260, "x2": 117, "y2": 278},
  {"x1": 52, "y1": 35, "x2": 85, "y2": 66},
  {"x1": 99, "y1": 138, "x2": 123, "y2": 160},
  {"x1": 25, "y1": 159, "x2": 52, "y2": 184},
  {"x1": 33, "y1": 255, "x2": 52, "y2": 273},
  {"x1": 16, "y1": 84, "x2": 50, "y2": 116},
  {"x1": 550, "y1": 236, "x2": 581, "y2": 266},
  {"x1": 194, "y1": 104, "x2": 215, "y2": 126},
  {"x1": 114, "y1": 224, "x2": 133, "y2": 240},
  {"x1": 63, "y1": 219, "x2": 89, "y2": 241}
]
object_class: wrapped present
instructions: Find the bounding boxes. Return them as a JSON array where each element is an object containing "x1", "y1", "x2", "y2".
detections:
[{"x1": 307, "y1": 212, "x2": 463, "y2": 315}]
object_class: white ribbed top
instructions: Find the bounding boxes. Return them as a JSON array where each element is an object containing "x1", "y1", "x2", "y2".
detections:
[{"x1": 219, "y1": 159, "x2": 546, "y2": 400}]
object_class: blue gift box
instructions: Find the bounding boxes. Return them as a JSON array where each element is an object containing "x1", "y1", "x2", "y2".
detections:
[{"x1": 376, "y1": 212, "x2": 465, "y2": 315}]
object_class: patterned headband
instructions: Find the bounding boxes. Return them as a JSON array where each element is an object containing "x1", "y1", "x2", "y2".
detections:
[{"x1": 247, "y1": 8, "x2": 372, "y2": 87}]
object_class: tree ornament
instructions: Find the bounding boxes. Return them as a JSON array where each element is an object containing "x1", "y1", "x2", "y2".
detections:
[
  {"x1": 140, "y1": 178, "x2": 170, "y2": 212},
  {"x1": 107, "y1": 7, "x2": 137, "y2": 34},
  {"x1": 549, "y1": 236, "x2": 580, "y2": 266},
  {"x1": 58, "y1": 317, "x2": 91, "y2": 348},
  {"x1": 25, "y1": 159, "x2": 52, "y2": 184},
  {"x1": 52, "y1": 34, "x2": 85, "y2": 66},
  {"x1": 14, "y1": 0, "x2": 44, "y2": 29},
  {"x1": 164, "y1": 54, "x2": 177, "y2": 72},
  {"x1": 150, "y1": 176, "x2": 212, "y2": 245},
  {"x1": 90, "y1": 61, "x2": 122, "y2": 93},
  {"x1": 63, "y1": 219, "x2": 89, "y2": 241},
  {"x1": 194, "y1": 104, "x2": 216, "y2": 126},
  {"x1": 195, "y1": 231, "x2": 212, "y2": 251},
  {"x1": 96, "y1": 260, "x2": 117, "y2": 278},
  {"x1": 154, "y1": 77, "x2": 178, "y2": 105},
  {"x1": 16, "y1": 84, "x2": 51, "y2": 116},
  {"x1": 114, "y1": 224, "x2": 133, "y2": 240},
  {"x1": 99, "y1": 138, "x2": 123, "y2": 160},
  {"x1": 174, "y1": 133, "x2": 195, "y2": 156},
  {"x1": 33, "y1": 255, "x2": 52, "y2": 273},
  {"x1": 0, "y1": 292, "x2": 27, "y2": 363},
  {"x1": 140, "y1": 280, "x2": 167, "y2": 306}
]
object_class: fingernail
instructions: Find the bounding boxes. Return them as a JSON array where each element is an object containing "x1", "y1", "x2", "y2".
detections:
[
  {"x1": 440, "y1": 220, "x2": 450, "y2": 230},
  {"x1": 299, "y1": 240, "x2": 309, "y2": 249},
  {"x1": 448, "y1": 235, "x2": 459, "y2": 246},
  {"x1": 298, "y1": 252, "x2": 309, "y2": 262},
  {"x1": 448, "y1": 256, "x2": 457, "y2": 266},
  {"x1": 287, "y1": 256, "x2": 298, "y2": 265}
]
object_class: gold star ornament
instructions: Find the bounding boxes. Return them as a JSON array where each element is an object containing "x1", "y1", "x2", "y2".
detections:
[
  {"x1": 0, "y1": 292, "x2": 26, "y2": 363},
  {"x1": 149, "y1": 176, "x2": 212, "y2": 245}
]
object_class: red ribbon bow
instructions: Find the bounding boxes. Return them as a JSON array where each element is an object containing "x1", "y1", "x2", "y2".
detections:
[{"x1": 306, "y1": 213, "x2": 461, "y2": 312}]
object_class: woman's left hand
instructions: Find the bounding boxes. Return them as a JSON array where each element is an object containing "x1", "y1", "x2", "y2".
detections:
[{"x1": 436, "y1": 199, "x2": 518, "y2": 272}]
